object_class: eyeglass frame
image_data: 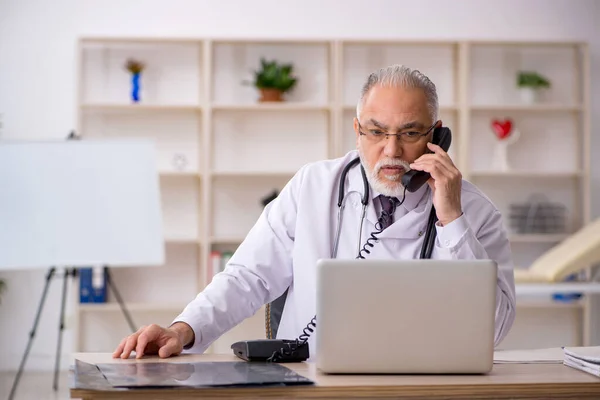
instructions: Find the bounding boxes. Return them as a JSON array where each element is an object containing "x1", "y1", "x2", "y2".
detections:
[{"x1": 357, "y1": 119, "x2": 439, "y2": 143}]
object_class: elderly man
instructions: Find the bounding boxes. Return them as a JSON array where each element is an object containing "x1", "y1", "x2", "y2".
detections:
[{"x1": 114, "y1": 64, "x2": 516, "y2": 360}]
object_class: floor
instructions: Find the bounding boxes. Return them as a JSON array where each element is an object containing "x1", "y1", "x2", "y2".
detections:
[{"x1": 0, "y1": 371, "x2": 71, "y2": 400}]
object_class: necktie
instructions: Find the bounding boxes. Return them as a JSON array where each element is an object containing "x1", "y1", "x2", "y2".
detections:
[{"x1": 378, "y1": 195, "x2": 399, "y2": 230}]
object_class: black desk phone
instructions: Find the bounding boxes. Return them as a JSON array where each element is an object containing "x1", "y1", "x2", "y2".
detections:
[
  {"x1": 231, "y1": 125, "x2": 452, "y2": 363},
  {"x1": 231, "y1": 339, "x2": 310, "y2": 362},
  {"x1": 401, "y1": 126, "x2": 452, "y2": 192},
  {"x1": 232, "y1": 315, "x2": 316, "y2": 363}
]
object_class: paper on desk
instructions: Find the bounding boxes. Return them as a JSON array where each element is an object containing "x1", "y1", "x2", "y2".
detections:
[
  {"x1": 493, "y1": 348, "x2": 564, "y2": 364},
  {"x1": 564, "y1": 356, "x2": 600, "y2": 377},
  {"x1": 562, "y1": 346, "x2": 600, "y2": 377},
  {"x1": 563, "y1": 346, "x2": 600, "y2": 363}
]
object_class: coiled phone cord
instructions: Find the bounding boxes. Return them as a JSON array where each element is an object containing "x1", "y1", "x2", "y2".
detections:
[
  {"x1": 266, "y1": 315, "x2": 317, "y2": 362},
  {"x1": 356, "y1": 185, "x2": 408, "y2": 259}
]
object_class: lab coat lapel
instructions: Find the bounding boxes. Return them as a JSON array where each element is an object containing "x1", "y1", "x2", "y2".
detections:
[
  {"x1": 379, "y1": 185, "x2": 432, "y2": 239},
  {"x1": 378, "y1": 193, "x2": 432, "y2": 240}
]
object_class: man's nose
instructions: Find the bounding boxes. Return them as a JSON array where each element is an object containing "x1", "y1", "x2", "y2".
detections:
[{"x1": 383, "y1": 136, "x2": 403, "y2": 158}]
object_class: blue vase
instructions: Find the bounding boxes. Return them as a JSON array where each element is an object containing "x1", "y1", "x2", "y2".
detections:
[{"x1": 131, "y1": 72, "x2": 141, "y2": 103}]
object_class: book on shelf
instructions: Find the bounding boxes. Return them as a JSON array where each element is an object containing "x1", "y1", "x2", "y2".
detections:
[
  {"x1": 79, "y1": 266, "x2": 107, "y2": 303},
  {"x1": 221, "y1": 251, "x2": 233, "y2": 270},
  {"x1": 563, "y1": 346, "x2": 600, "y2": 377},
  {"x1": 208, "y1": 251, "x2": 235, "y2": 283}
]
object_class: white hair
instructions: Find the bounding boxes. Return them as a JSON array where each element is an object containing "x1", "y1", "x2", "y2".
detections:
[{"x1": 356, "y1": 64, "x2": 439, "y2": 122}]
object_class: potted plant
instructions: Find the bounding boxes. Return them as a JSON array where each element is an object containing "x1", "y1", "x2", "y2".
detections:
[
  {"x1": 247, "y1": 58, "x2": 298, "y2": 102},
  {"x1": 517, "y1": 71, "x2": 550, "y2": 104}
]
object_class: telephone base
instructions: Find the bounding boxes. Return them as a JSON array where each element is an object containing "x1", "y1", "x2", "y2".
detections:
[{"x1": 231, "y1": 339, "x2": 310, "y2": 362}]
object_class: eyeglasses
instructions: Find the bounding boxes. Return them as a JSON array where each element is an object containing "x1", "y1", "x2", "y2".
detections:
[{"x1": 358, "y1": 120, "x2": 438, "y2": 144}]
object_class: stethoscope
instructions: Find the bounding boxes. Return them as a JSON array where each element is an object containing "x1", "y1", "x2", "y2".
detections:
[{"x1": 331, "y1": 156, "x2": 439, "y2": 260}]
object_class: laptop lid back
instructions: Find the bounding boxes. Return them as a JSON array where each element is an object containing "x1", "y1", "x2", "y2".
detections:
[{"x1": 315, "y1": 259, "x2": 497, "y2": 374}]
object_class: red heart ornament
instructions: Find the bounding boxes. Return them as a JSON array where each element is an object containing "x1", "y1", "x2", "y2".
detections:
[{"x1": 491, "y1": 119, "x2": 513, "y2": 140}]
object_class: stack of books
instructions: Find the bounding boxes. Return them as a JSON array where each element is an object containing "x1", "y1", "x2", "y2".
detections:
[
  {"x1": 208, "y1": 250, "x2": 234, "y2": 283},
  {"x1": 563, "y1": 346, "x2": 600, "y2": 377}
]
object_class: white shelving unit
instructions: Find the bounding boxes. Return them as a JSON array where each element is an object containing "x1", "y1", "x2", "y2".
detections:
[
  {"x1": 508, "y1": 234, "x2": 570, "y2": 243},
  {"x1": 75, "y1": 38, "x2": 591, "y2": 352}
]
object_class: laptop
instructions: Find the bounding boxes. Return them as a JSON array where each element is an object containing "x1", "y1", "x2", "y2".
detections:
[{"x1": 315, "y1": 259, "x2": 497, "y2": 374}]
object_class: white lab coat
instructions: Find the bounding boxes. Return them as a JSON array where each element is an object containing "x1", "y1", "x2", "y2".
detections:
[{"x1": 174, "y1": 150, "x2": 516, "y2": 353}]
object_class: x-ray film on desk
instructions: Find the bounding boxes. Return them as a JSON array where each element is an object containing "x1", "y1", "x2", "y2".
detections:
[{"x1": 74, "y1": 360, "x2": 313, "y2": 389}]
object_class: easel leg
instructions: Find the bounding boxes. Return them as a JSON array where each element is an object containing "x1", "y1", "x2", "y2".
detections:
[
  {"x1": 9, "y1": 267, "x2": 56, "y2": 400},
  {"x1": 104, "y1": 266, "x2": 136, "y2": 333},
  {"x1": 53, "y1": 268, "x2": 72, "y2": 391}
]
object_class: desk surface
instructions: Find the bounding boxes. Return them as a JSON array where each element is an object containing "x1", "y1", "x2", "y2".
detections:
[{"x1": 70, "y1": 353, "x2": 600, "y2": 400}]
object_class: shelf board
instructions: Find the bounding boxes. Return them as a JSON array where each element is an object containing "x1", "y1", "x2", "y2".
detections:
[
  {"x1": 467, "y1": 40, "x2": 584, "y2": 47},
  {"x1": 211, "y1": 171, "x2": 296, "y2": 178},
  {"x1": 509, "y1": 234, "x2": 569, "y2": 243},
  {"x1": 516, "y1": 283, "x2": 600, "y2": 296},
  {"x1": 470, "y1": 104, "x2": 582, "y2": 112},
  {"x1": 211, "y1": 103, "x2": 331, "y2": 111},
  {"x1": 82, "y1": 104, "x2": 201, "y2": 112},
  {"x1": 81, "y1": 37, "x2": 202, "y2": 45},
  {"x1": 210, "y1": 237, "x2": 246, "y2": 244},
  {"x1": 78, "y1": 302, "x2": 187, "y2": 312},
  {"x1": 164, "y1": 237, "x2": 200, "y2": 244},
  {"x1": 342, "y1": 105, "x2": 458, "y2": 113},
  {"x1": 213, "y1": 38, "x2": 331, "y2": 45},
  {"x1": 469, "y1": 170, "x2": 583, "y2": 179},
  {"x1": 516, "y1": 298, "x2": 584, "y2": 309},
  {"x1": 159, "y1": 171, "x2": 200, "y2": 177}
]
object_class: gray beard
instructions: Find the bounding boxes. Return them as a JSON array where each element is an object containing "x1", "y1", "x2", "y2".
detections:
[{"x1": 357, "y1": 145, "x2": 409, "y2": 198}]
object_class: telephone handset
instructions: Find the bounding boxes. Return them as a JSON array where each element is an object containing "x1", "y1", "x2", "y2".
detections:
[{"x1": 401, "y1": 126, "x2": 452, "y2": 193}]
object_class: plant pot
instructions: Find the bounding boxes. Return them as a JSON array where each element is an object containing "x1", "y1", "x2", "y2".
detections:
[
  {"x1": 519, "y1": 87, "x2": 538, "y2": 104},
  {"x1": 259, "y1": 88, "x2": 284, "y2": 102}
]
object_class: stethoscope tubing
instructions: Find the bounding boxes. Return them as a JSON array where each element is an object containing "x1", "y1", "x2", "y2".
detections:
[{"x1": 333, "y1": 156, "x2": 438, "y2": 260}]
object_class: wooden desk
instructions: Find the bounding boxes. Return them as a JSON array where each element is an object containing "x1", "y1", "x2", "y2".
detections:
[{"x1": 70, "y1": 353, "x2": 600, "y2": 399}]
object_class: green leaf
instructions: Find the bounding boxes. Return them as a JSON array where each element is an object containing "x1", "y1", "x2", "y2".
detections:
[
  {"x1": 246, "y1": 58, "x2": 298, "y2": 93},
  {"x1": 280, "y1": 65, "x2": 292, "y2": 76},
  {"x1": 517, "y1": 71, "x2": 551, "y2": 88}
]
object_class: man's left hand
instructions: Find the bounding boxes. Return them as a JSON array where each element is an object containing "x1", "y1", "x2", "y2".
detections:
[{"x1": 409, "y1": 142, "x2": 462, "y2": 226}]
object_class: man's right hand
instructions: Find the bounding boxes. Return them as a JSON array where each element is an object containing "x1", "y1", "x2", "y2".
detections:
[{"x1": 112, "y1": 322, "x2": 194, "y2": 359}]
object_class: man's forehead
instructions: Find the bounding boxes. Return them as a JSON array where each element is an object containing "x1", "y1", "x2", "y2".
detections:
[{"x1": 360, "y1": 105, "x2": 429, "y2": 122}]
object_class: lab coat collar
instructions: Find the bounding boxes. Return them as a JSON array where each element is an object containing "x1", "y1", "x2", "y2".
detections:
[{"x1": 345, "y1": 157, "x2": 432, "y2": 239}]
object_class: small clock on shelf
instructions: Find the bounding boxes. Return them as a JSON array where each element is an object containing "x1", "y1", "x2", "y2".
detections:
[{"x1": 171, "y1": 154, "x2": 189, "y2": 172}]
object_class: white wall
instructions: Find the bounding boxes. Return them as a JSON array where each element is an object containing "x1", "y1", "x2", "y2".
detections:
[{"x1": 0, "y1": 0, "x2": 599, "y2": 371}]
